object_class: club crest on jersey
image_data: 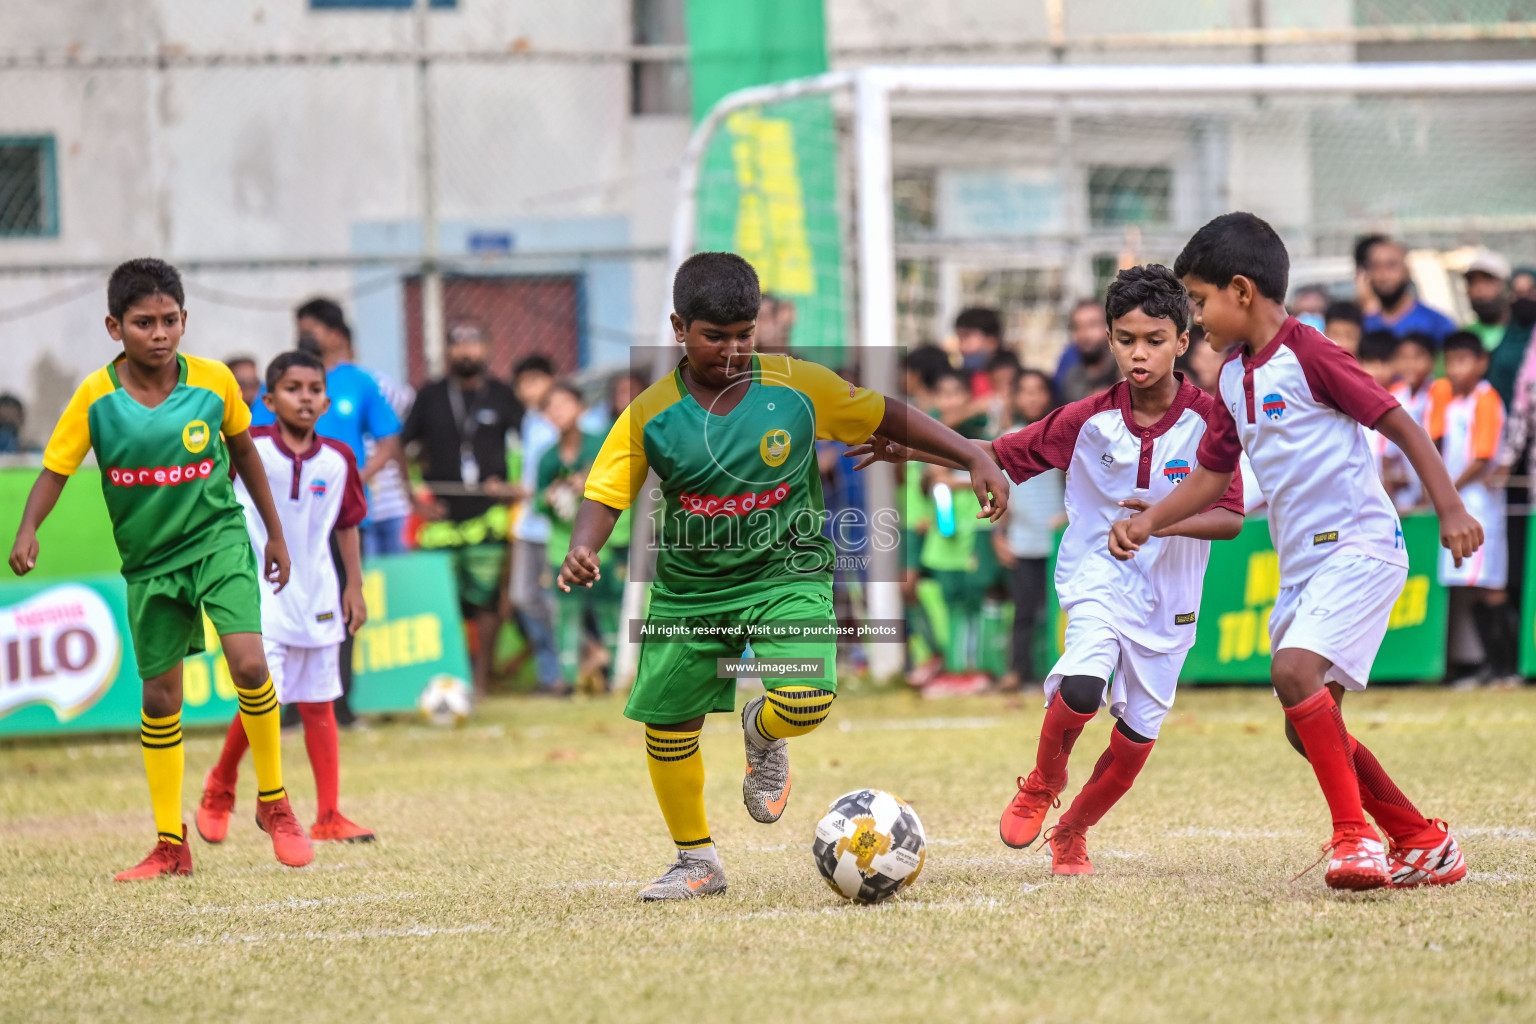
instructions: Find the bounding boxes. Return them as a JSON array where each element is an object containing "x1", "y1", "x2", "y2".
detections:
[
  {"x1": 310, "y1": 478, "x2": 328, "y2": 497},
  {"x1": 1262, "y1": 394, "x2": 1286, "y2": 420},
  {"x1": 1163, "y1": 459, "x2": 1191, "y2": 484},
  {"x1": 760, "y1": 428, "x2": 792, "y2": 468},
  {"x1": 182, "y1": 419, "x2": 210, "y2": 454}
]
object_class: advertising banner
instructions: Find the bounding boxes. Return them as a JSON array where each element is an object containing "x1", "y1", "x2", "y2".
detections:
[
  {"x1": 0, "y1": 552, "x2": 469, "y2": 738},
  {"x1": 1048, "y1": 514, "x2": 1448, "y2": 683}
]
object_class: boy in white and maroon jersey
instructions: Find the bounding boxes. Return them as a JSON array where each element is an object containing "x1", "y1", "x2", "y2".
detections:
[
  {"x1": 850, "y1": 266, "x2": 1244, "y2": 875},
  {"x1": 1112, "y1": 212, "x2": 1482, "y2": 892},
  {"x1": 196, "y1": 351, "x2": 376, "y2": 845}
]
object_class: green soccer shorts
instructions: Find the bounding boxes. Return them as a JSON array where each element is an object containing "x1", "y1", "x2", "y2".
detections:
[
  {"x1": 452, "y1": 540, "x2": 508, "y2": 612},
  {"x1": 125, "y1": 542, "x2": 263, "y2": 679},
  {"x1": 624, "y1": 585, "x2": 838, "y2": 725}
]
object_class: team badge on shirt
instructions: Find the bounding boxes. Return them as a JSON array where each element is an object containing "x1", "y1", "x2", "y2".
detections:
[
  {"x1": 1262, "y1": 394, "x2": 1286, "y2": 420},
  {"x1": 760, "y1": 428, "x2": 792, "y2": 468},
  {"x1": 1163, "y1": 459, "x2": 1191, "y2": 484},
  {"x1": 182, "y1": 419, "x2": 210, "y2": 454},
  {"x1": 310, "y1": 479, "x2": 328, "y2": 497}
]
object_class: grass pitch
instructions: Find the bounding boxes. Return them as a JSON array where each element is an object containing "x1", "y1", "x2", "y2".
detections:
[{"x1": 2, "y1": 685, "x2": 1533, "y2": 1023}]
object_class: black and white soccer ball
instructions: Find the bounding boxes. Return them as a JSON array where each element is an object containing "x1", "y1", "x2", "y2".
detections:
[
  {"x1": 417, "y1": 674, "x2": 472, "y2": 727},
  {"x1": 812, "y1": 788, "x2": 927, "y2": 904}
]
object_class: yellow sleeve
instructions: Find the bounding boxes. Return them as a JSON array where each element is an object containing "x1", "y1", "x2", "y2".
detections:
[
  {"x1": 773, "y1": 354, "x2": 886, "y2": 444},
  {"x1": 42, "y1": 369, "x2": 113, "y2": 476},
  {"x1": 583, "y1": 403, "x2": 650, "y2": 511},
  {"x1": 186, "y1": 355, "x2": 251, "y2": 436}
]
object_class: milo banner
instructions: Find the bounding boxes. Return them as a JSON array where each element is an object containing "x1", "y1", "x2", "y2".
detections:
[
  {"x1": 687, "y1": 0, "x2": 844, "y2": 358},
  {"x1": 1048, "y1": 514, "x2": 1448, "y2": 683},
  {"x1": 0, "y1": 552, "x2": 469, "y2": 738}
]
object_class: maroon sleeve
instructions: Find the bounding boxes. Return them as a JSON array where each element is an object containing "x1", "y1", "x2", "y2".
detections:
[
  {"x1": 1210, "y1": 464, "x2": 1245, "y2": 515},
  {"x1": 1194, "y1": 390, "x2": 1242, "y2": 475},
  {"x1": 325, "y1": 437, "x2": 369, "y2": 529},
  {"x1": 1289, "y1": 323, "x2": 1399, "y2": 428},
  {"x1": 991, "y1": 391, "x2": 1112, "y2": 483}
]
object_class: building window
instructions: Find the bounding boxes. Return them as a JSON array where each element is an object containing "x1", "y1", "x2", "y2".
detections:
[
  {"x1": 1088, "y1": 165, "x2": 1172, "y2": 228},
  {"x1": 632, "y1": 0, "x2": 690, "y2": 115},
  {"x1": 0, "y1": 137, "x2": 58, "y2": 238},
  {"x1": 310, "y1": 0, "x2": 456, "y2": 9}
]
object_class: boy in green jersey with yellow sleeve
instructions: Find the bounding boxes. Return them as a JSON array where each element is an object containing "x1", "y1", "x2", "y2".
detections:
[
  {"x1": 557, "y1": 252, "x2": 1010, "y2": 901},
  {"x1": 8, "y1": 258, "x2": 314, "y2": 879}
]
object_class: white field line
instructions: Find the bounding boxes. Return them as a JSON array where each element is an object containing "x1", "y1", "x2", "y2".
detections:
[
  {"x1": 563, "y1": 880, "x2": 646, "y2": 888},
  {"x1": 189, "y1": 892, "x2": 419, "y2": 915},
  {"x1": 1166, "y1": 826, "x2": 1307, "y2": 839},
  {"x1": 838, "y1": 717, "x2": 1004, "y2": 732},
  {"x1": 225, "y1": 861, "x2": 357, "y2": 876},
  {"x1": 1459, "y1": 826, "x2": 1536, "y2": 841},
  {"x1": 1466, "y1": 871, "x2": 1530, "y2": 883},
  {"x1": 730, "y1": 896, "x2": 1005, "y2": 921},
  {"x1": 181, "y1": 923, "x2": 493, "y2": 947}
]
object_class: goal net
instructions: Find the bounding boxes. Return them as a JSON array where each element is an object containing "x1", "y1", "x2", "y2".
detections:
[{"x1": 617, "y1": 61, "x2": 1536, "y2": 682}]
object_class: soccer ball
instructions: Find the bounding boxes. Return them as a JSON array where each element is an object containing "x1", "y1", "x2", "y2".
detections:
[
  {"x1": 812, "y1": 788, "x2": 927, "y2": 904},
  {"x1": 417, "y1": 674, "x2": 472, "y2": 727}
]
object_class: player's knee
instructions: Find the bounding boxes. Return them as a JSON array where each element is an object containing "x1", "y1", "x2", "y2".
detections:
[
  {"x1": 1114, "y1": 718, "x2": 1155, "y2": 745},
  {"x1": 140, "y1": 673, "x2": 181, "y2": 718},
  {"x1": 1058, "y1": 675, "x2": 1104, "y2": 715},
  {"x1": 226, "y1": 651, "x2": 269, "y2": 691},
  {"x1": 1269, "y1": 651, "x2": 1323, "y2": 706},
  {"x1": 761, "y1": 686, "x2": 835, "y2": 737}
]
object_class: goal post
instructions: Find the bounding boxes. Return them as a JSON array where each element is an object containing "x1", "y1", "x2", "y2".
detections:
[{"x1": 615, "y1": 60, "x2": 1536, "y2": 685}]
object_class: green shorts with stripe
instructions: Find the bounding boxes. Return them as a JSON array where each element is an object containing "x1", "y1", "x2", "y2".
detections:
[
  {"x1": 624, "y1": 584, "x2": 838, "y2": 725},
  {"x1": 125, "y1": 542, "x2": 263, "y2": 679}
]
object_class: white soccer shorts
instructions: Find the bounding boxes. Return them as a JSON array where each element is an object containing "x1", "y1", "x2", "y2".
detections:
[
  {"x1": 1439, "y1": 500, "x2": 1506, "y2": 590},
  {"x1": 1269, "y1": 554, "x2": 1408, "y2": 691},
  {"x1": 1044, "y1": 614, "x2": 1185, "y2": 739},
  {"x1": 263, "y1": 640, "x2": 342, "y2": 704}
]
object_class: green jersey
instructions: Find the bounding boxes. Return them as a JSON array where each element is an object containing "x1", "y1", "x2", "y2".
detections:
[
  {"x1": 42, "y1": 353, "x2": 254, "y2": 582},
  {"x1": 583, "y1": 353, "x2": 885, "y2": 614},
  {"x1": 538, "y1": 431, "x2": 606, "y2": 569}
]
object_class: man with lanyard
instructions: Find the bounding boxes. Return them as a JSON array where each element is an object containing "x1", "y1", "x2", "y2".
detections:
[
  {"x1": 403, "y1": 324, "x2": 523, "y2": 698},
  {"x1": 251, "y1": 298, "x2": 404, "y2": 726}
]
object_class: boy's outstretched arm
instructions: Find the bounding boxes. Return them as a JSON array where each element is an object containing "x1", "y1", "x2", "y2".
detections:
[
  {"x1": 558, "y1": 498, "x2": 622, "y2": 592},
  {"x1": 226, "y1": 429, "x2": 291, "y2": 591},
  {"x1": 1374, "y1": 406, "x2": 1483, "y2": 566},
  {"x1": 870, "y1": 399, "x2": 1009, "y2": 521},
  {"x1": 1119, "y1": 498, "x2": 1244, "y2": 541},
  {"x1": 1107, "y1": 466, "x2": 1232, "y2": 559},
  {"x1": 7, "y1": 469, "x2": 68, "y2": 575}
]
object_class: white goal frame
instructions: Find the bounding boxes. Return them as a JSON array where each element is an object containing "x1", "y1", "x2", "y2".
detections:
[{"x1": 616, "y1": 60, "x2": 1536, "y2": 684}]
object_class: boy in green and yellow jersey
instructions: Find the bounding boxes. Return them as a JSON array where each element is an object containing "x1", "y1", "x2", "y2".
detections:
[
  {"x1": 8, "y1": 258, "x2": 313, "y2": 879},
  {"x1": 557, "y1": 252, "x2": 1010, "y2": 901}
]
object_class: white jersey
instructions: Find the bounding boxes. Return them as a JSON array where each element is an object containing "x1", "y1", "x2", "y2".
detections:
[
  {"x1": 234, "y1": 425, "x2": 367, "y2": 647},
  {"x1": 993, "y1": 376, "x2": 1244, "y2": 654},
  {"x1": 1197, "y1": 317, "x2": 1407, "y2": 588}
]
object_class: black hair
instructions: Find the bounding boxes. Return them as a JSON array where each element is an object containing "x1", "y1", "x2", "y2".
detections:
[
  {"x1": 903, "y1": 344, "x2": 952, "y2": 391},
  {"x1": 931, "y1": 366, "x2": 970, "y2": 391},
  {"x1": 986, "y1": 348, "x2": 1021, "y2": 374},
  {"x1": 225, "y1": 354, "x2": 257, "y2": 373},
  {"x1": 1015, "y1": 368, "x2": 1056, "y2": 403},
  {"x1": 1442, "y1": 331, "x2": 1486, "y2": 358},
  {"x1": 548, "y1": 380, "x2": 586, "y2": 405},
  {"x1": 1324, "y1": 300, "x2": 1363, "y2": 327},
  {"x1": 1354, "y1": 233, "x2": 1391, "y2": 269},
  {"x1": 295, "y1": 297, "x2": 351, "y2": 341},
  {"x1": 672, "y1": 252, "x2": 761, "y2": 327},
  {"x1": 1105, "y1": 264, "x2": 1190, "y2": 333},
  {"x1": 107, "y1": 258, "x2": 185, "y2": 321},
  {"x1": 1394, "y1": 332, "x2": 1435, "y2": 357},
  {"x1": 265, "y1": 349, "x2": 327, "y2": 392},
  {"x1": 0, "y1": 392, "x2": 21, "y2": 412},
  {"x1": 954, "y1": 307, "x2": 1002, "y2": 339},
  {"x1": 1173, "y1": 212, "x2": 1289, "y2": 304},
  {"x1": 513, "y1": 355, "x2": 555, "y2": 380},
  {"x1": 1357, "y1": 330, "x2": 1398, "y2": 364}
]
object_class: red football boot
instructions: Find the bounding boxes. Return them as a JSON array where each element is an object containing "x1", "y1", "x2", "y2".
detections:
[
  {"x1": 115, "y1": 826, "x2": 193, "y2": 881},
  {"x1": 1045, "y1": 823, "x2": 1094, "y2": 876},
  {"x1": 1293, "y1": 827, "x2": 1388, "y2": 891},
  {"x1": 310, "y1": 811, "x2": 376, "y2": 843},
  {"x1": 999, "y1": 770, "x2": 1062, "y2": 849},
  {"x1": 195, "y1": 769, "x2": 236, "y2": 844},
  {"x1": 1387, "y1": 820, "x2": 1467, "y2": 888},
  {"x1": 255, "y1": 795, "x2": 315, "y2": 867}
]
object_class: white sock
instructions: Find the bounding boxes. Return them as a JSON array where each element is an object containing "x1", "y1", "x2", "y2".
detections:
[
  {"x1": 681, "y1": 844, "x2": 722, "y2": 869},
  {"x1": 744, "y1": 695, "x2": 777, "y2": 750}
]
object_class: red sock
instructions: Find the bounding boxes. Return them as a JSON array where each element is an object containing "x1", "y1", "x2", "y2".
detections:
[
  {"x1": 1036, "y1": 695, "x2": 1096, "y2": 788},
  {"x1": 213, "y1": 714, "x2": 249, "y2": 782},
  {"x1": 298, "y1": 702, "x2": 339, "y2": 819},
  {"x1": 1283, "y1": 690, "x2": 1371, "y2": 835},
  {"x1": 1058, "y1": 727, "x2": 1154, "y2": 829},
  {"x1": 1350, "y1": 736, "x2": 1432, "y2": 844}
]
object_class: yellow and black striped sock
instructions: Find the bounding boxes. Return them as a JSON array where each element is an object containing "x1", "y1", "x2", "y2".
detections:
[
  {"x1": 236, "y1": 678, "x2": 286, "y2": 803},
  {"x1": 140, "y1": 711, "x2": 184, "y2": 845},
  {"x1": 753, "y1": 686, "x2": 835, "y2": 743},
  {"x1": 644, "y1": 726, "x2": 711, "y2": 855}
]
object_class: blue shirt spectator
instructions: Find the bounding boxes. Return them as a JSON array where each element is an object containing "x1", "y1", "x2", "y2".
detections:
[
  {"x1": 1362, "y1": 237, "x2": 1458, "y2": 345},
  {"x1": 1363, "y1": 303, "x2": 1457, "y2": 346}
]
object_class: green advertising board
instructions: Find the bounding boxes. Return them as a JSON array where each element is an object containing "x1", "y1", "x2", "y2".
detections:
[
  {"x1": 687, "y1": 0, "x2": 845, "y2": 357},
  {"x1": 1045, "y1": 513, "x2": 1448, "y2": 683},
  {"x1": 0, "y1": 552, "x2": 469, "y2": 738}
]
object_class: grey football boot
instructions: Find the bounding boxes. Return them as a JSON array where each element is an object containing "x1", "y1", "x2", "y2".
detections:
[
  {"x1": 741, "y1": 695, "x2": 792, "y2": 824},
  {"x1": 638, "y1": 855, "x2": 727, "y2": 902}
]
